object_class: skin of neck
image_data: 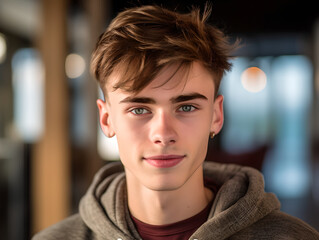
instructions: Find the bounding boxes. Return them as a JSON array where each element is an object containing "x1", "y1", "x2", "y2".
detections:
[{"x1": 126, "y1": 164, "x2": 213, "y2": 225}]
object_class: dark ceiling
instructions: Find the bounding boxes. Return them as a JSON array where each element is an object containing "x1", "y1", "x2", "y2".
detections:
[{"x1": 109, "y1": 0, "x2": 319, "y2": 35}]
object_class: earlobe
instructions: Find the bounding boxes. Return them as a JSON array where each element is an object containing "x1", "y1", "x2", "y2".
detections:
[
  {"x1": 96, "y1": 99, "x2": 115, "y2": 138},
  {"x1": 210, "y1": 95, "x2": 224, "y2": 135}
]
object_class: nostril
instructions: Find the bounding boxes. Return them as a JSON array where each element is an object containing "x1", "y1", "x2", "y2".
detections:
[{"x1": 153, "y1": 138, "x2": 176, "y2": 145}]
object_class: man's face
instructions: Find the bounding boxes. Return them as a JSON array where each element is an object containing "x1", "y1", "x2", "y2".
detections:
[{"x1": 97, "y1": 62, "x2": 224, "y2": 191}]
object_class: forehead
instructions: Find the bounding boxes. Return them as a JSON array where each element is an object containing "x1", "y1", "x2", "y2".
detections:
[{"x1": 106, "y1": 62, "x2": 215, "y2": 97}]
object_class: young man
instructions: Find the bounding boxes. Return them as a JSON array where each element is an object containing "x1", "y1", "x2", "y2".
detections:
[{"x1": 34, "y1": 4, "x2": 319, "y2": 240}]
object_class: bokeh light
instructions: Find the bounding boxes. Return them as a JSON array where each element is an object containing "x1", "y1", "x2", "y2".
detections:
[
  {"x1": 12, "y1": 48, "x2": 44, "y2": 142},
  {"x1": 241, "y1": 67, "x2": 267, "y2": 93},
  {"x1": 0, "y1": 33, "x2": 7, "y2": 64},
  {"x1": 65, "y1": 53, "x2": 86, "y2": 78}
]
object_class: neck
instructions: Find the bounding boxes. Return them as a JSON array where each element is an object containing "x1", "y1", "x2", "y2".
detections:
[{"x1": 126, "y1": 166, "x2": 213, "y2": 225}]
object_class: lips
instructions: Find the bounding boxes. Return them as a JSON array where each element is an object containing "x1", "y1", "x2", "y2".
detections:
[{"x1": 143, "y1": 155, "x2": 185, "y2": 168}]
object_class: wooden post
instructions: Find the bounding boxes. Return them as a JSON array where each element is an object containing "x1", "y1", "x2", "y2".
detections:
[
  {"x1": 80, "y1": 0, "x2": 111, "y2": 183},
  {"x1": 32, "y1": 0, "x2": 70, "y2": 233}
]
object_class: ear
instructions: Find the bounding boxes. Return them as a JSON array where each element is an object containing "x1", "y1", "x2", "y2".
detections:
[
  {"x1": 210, "y1": 95, "x2": 224, "y2": 135},
  {"x1": 96, "y1": 99, "x2": 115, "y2": 138}
]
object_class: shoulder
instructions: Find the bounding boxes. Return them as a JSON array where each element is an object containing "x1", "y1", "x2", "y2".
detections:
[
  {"x1": 32, "y1": 214, "x2": 93, "y2": 240},
  {"x1": 235, "y1": 210, "x2": 319, "y2": 239}
]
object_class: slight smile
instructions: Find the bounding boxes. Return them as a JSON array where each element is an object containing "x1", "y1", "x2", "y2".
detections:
[{"x1": 143, "y1": 155, "x2": 186, "y2": 168}]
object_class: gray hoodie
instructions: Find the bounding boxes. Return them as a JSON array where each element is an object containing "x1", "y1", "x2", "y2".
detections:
[{"x1": 33, "y1": 161, "x2": 319, "y2": 240}]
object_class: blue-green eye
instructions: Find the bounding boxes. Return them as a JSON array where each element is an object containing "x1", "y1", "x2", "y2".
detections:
[
  {"x1": 130, "y1": 108, "x2": 150, "y2": 115},
  {"x1": 178, "y1": 105, "x2": 196, "y2": 112}
]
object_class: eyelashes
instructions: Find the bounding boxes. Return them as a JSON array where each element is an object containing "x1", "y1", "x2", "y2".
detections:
[
  {"x1": 177, "y1": 105, "x2": 198, "y2": 112},
  {"x1": 130, "y1": 108, "x2": 151, "y2": 115},
  {"x1": 129, "y1": 104, "x2": 199, "y2": 116}
]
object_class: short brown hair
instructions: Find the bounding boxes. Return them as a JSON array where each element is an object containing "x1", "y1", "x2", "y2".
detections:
[{"x1": 91, "y1": 4, "x2": 236, "y2": 96}]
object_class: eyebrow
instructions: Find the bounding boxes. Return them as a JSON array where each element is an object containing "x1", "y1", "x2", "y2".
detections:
[
  {"x1": 171, "y1": 93, "x2": 208, "y2": 104},
  {"x1": 119, "y1": 96, "x2": 156, "y2": 104},
  {"x1": 119, "y1": 92, "x2": 208, "y2": 104}
]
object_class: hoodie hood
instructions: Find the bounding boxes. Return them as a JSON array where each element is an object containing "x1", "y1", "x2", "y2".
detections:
[
  {"x1": 79, "y1": 161, "x2": 280, "y2": 240},
  {"x1": 79, "y1": 162, "x2": 141, "y2": 240},
  {"x1": 191, "y1": 162, "x2": 280, "y2": 239}
]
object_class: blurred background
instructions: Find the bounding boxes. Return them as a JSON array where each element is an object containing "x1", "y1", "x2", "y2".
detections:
[{"x1": 0, "y1": 0, "x2": 319, "y2": 239}]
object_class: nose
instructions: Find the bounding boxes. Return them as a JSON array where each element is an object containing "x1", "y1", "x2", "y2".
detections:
[{"x1": 149, "y1": 111, "x2": 177, "y2": 146}]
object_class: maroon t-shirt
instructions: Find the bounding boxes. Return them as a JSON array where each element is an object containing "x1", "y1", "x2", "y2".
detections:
[
  {"x1": 131, "y1": 200, "x2": 212, "y2": 240},
  {"x1": 131, "y1": 181, "x2": 219, "y2": 240}
]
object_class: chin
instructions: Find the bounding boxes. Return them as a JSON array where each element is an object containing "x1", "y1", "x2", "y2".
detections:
[
  {"x1": 146, "y1": 184, "x2": 184, "y2": 192},
  {"x1": 143, "y1": 175, "x2": 188, "y2": 192}
]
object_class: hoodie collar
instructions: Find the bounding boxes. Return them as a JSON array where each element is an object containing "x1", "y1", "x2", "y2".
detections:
[
  {"x1": 79, "y1": 162, "x2": 141, "y2": 240},
  {"x1": 79, "y1": 161, "x2": 280, "y2": 240},
  {"x1": 190, "y1": 162, "x2": 280, "y2": 239}
]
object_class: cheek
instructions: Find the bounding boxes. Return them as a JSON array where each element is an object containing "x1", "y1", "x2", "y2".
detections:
[
  {"x1": 190, "y1": 134, "x2": 209, "y2": 165},
  {"x1": 182, "y1": 114, "x2": 211, "y2": 137},
  {"x1": 182, "y1": 116, "x2": 210, "y2": 153},
  {"x1": 118, "y1": 119, "x2": 147, "y2": 136},
  {"x1": 113, "y1": 116, "x2": 149, "y2": 147}
]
